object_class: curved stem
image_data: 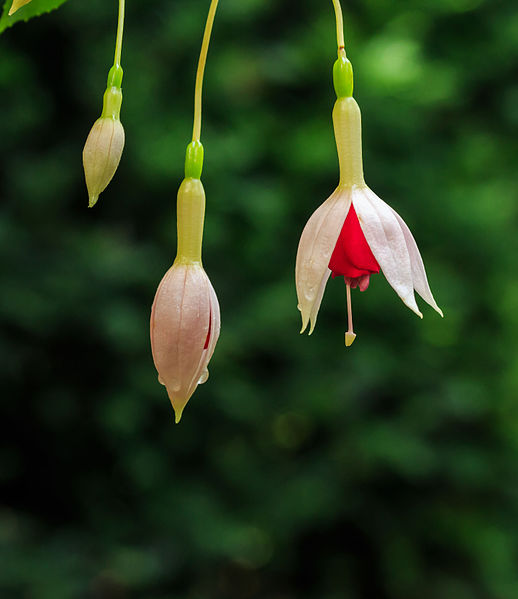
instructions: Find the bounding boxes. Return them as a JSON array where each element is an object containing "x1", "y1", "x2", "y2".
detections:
[
  {"x1": 192, "y1": 0, "x2": 220, "y2": 143},
  {"x1": 331, "y1": 0, "x2": 346, "y2": 57},
  {"x1": 114, "y1": 0, "x2": 125, "y2": 66}
]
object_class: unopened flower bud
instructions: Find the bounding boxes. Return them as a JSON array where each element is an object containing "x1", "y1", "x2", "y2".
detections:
[
  {"x1": 82, "y1": 66, "x2": 125, "y2": 208},
  {"x1": 150, "y1": 147, "x2": 221, "y2": 423},
  {"x1": 150, "y1": 261, "x2": 220, "y2": 424},
  {"x1": 9, "y1": 0, "x2": 32, "y2": 15},
  {"x1": 150, "y1": 0, "x2": 221, "y2": 422}
]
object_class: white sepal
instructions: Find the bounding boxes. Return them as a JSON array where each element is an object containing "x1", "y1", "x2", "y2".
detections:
[
  {"x1": 389, "y1": 207, "x2": 443, "y2": 317},
  {"x1": 296, "y1": 188, "x2": 352, "y2": 333},
  {"x1": 353, "y1": 187, "x2": 422, "y2": 317}
]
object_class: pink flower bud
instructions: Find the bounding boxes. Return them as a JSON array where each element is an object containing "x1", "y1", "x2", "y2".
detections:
[
  {"x1": 150, "y1": 262, "x2": 220, "y2": 423},
  {"x1": 82, "y1": 86, "x2": 125, "y2": 208}
]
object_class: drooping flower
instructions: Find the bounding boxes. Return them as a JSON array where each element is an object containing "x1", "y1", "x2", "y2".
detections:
[
  {"x1": 150, "y1": 0, "x2": 221, "y2": 422},
  {"x1": 150, "y1": 143, "x2": 221, "y2": 423},
  {"x1": 82, "y1": 77, "x2": 125, "y2": 207},
  {"x1": 9, "y1": 0, "x2": 31, "y2": 15},
  {"x1": 83, "y1": 0, "x2": 126, "y2": 207},
  {"x1": 296, "y1": 48, "x2": 442, "y2": 345},
  {"x1": 150, "y1": 244, "x2": 220, "y2": 423}
]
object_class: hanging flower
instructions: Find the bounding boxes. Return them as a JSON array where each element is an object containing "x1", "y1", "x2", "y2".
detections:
[
  {"x1": 83, "y1": 1, "x2": 126, "y2": 208},
  {"x1": 150, "y1": 144, "x2": 221, "y2": 423},
  {"x1": 83, "y1": 65, "x2": 125, "y2": 208},
  {"x1": 296, "y1": 53, "x2": 442, "y2": 345},
  {"x1": 150, "y1": 257, "x2": 220, "y2": 424},
  {"x1": 150, "y1": 0, "x2": 221, "y2": 422}
]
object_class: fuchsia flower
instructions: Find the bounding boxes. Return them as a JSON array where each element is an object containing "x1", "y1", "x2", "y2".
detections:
[
  {"x1": 150, "y1": 0, "x2": 221, "y2": 423},
  {"x1": 296, "y1": 54, "x2": 442, "y2": 345},
  {"x1": 151, "y1": 256, "x2": 220, "y2": 423},
  {"x1": 150, "y1": 170, "x2": 221, "y2": 423}
]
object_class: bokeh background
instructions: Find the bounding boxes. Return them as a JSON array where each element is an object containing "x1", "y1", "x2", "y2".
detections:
[{"x1": 1, "y1": 0, "x2": 518, "y2": 597}]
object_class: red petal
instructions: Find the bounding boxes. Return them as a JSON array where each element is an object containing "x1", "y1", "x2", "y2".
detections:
[{"x1": 329, "y1": 204, "x2": 380, "y2": 280}]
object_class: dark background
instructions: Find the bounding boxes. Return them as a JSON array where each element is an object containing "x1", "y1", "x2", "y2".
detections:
[{"x1": 1, "y1": 0, "x2": 518, "y2": 597}]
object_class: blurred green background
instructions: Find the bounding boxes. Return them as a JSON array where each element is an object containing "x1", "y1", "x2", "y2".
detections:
[{"x1": 1, "y1": 0, "x2": 518, "y2": 597}]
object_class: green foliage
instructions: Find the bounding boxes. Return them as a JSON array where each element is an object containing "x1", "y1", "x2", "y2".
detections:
[
  {"x1": 1, "y1": 0, "x2": 518, "y2": 598},
  {"x1": 0, "y1": 0, "x2": 69, "y2": 33}
]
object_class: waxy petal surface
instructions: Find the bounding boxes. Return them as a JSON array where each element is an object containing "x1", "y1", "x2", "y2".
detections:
[
  {"x1": 184, "y1": 279, "x2": 221, "y2": 403},
  {"x1": 296, "y1": 188, "x2": 352, "y2": 333},
  {"x1": 83, "y1": 117, "x2": 125, "y2": 207},
  {"x1": 150, "y1": 262, "x2": 219, "y2": 421},
  {"x1": 353, "y1": 188, "x2": 422, "y2": 317},
  {"x1": 329, "y1": 203, "x2": 379, "y2": 279},
  {"x1": 388, "y1": 207, "x2": 443, "y2": 316}
]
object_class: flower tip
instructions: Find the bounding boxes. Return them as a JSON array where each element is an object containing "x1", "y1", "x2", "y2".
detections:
[
  {"x1": 88, "y1": 195, "x2": 99, "y2": 208},
  {"x1": 174, "y1": 407, "x2": 184, "y2": 424},
  {"x1": 345, "y1": 331, "x2": 356, "y2": 347},
  {"x1": 299, "y1": 314, "x2": 309, "y2": 335},
  {"x1": 437, "y1": 307, "x2": 444, "y2": 318}
]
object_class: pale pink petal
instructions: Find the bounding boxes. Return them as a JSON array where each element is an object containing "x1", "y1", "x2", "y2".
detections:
[
  {"x1": 308, "y1": 269, "x2": 331, "y2": 335},
  {"x1": 353, "y1": 188, "x2": 422, "y2": 317},
  {"x1": 389, "y1": 207, "x2": 443, "y2": 317},
  {"x1": 296, "y1": 188, "x2": 352, "y2": 333},
  {"x1": 184, "y1": 279, "x2": 221, "y2": 399},
  {"x1": 150, "y1": 262, "x2": 214, "y2": 421},
  {"x1": 358, "y1": 274, "x2": 370, "y2": 292}
]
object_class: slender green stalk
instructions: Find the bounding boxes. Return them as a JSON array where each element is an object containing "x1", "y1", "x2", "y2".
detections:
[
  {"x1": 114, "y1": 0, "x2": 125, "y2": 66},
  {"x1": 331, "y1": 0, "x2": 346, "y2": 56},
  {"x1": 192, "y1": 0, "x2": 220, "y2": 143}
]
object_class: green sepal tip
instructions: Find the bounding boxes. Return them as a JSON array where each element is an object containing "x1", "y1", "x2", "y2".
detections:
[
  {"x1": 185, "y1": 141, "x2": 204, "y2": 179},
  {"x1": 107, "y1": 64, "x2": 124, "y2": 89},
  {"x1": 333, "y1": 56, "x2": 353, "y2": 98}
]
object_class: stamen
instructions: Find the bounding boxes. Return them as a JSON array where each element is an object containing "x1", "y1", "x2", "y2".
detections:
[{"x1": 345, "y1": 282, "x2": 356, "y2": 347}]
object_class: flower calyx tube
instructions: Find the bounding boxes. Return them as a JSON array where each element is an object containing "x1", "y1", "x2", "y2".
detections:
[
  {"x1": 295, "y1": 0, "x2": 442, "y2": 346},
  {"x1": 82, "y1": 0, "x2": 126, "y2": 208}
]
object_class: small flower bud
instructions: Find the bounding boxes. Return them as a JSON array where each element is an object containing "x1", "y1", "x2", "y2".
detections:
[
  {"x1": 9, "y1": 0, "x2": 32, "y2": 15},
  {"x1": 82, "y1": 74, "x2": 125, "y2": 208}
]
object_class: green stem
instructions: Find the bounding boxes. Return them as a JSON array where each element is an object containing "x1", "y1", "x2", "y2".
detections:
[
  {"x1": 331, "y1": 0, "x2": 346, "y2": 57},
  {"x1": 114, "y1": 0, "x2": 125, "y2": 67},
  {"x1": 192, "y1": 0, "x2": 220, "y2": 143}
]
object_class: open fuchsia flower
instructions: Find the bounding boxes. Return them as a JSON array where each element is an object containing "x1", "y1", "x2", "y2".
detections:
[{"x1": 296, "y1": 1, "x2": 442, "y2": 346}]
